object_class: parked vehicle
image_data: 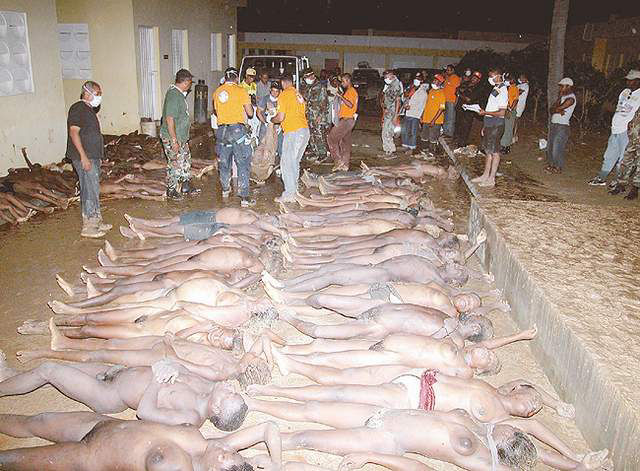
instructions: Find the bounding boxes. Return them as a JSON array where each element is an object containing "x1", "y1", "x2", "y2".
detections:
[
  {"x1": 239, "y1": 55, "x2": 310, "y2": 90},
  {"x1": 352, "y1": 65, "x2": 383, "y2": 103}
]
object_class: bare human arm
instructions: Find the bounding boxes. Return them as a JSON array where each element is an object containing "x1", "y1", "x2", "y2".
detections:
[
  {"x1": 553, "y1": 97, "x2": 576, "y2": 115},
  {"x1": 475, "y1": 325, "x2": 537, "y2": 350},
  {"x1": 498, "y1": 379, "x2": 575, "y2": 418},
  {"x1": 165, "y1": 116, "x2": 180, "y2": 153},
  {"x1": 137, "y1": 373, "x2": 201, "y2": 426},
  {"x1": 220, "y1": 421, "x2": 282, "y2": 468},
  {"x1": 339, "y1": 452, "x2": 435, "y2": 471},
  {"x1": 257, "y1": 106, "x2": 268, "y2": 124},
  {"x1": 271, "y1": 111, "x2": 285, "y2": 125},
  {"x1": 243, "y1": 103, "x2": 254, "y2": 119},
  {"x1": 69, "y1": 126, "x2": 92, "y2": 171}
]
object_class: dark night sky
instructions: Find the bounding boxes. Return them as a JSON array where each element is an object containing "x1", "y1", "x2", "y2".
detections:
[{"x1": 238, "y1": 0, "x2": 640, "y2": 35}]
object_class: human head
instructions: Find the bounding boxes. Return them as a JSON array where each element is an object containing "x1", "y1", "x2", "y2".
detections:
[
  {"x1": 81, "y1": 81, "x2": 102, "y2": 107},
  {"x1": 329, "y1": 75, "x2": 339, "y2": 88},
  {"x1": 303, "y1": 67, "x2": 316, "y2": 85},
  {"x1": 445, "y1": 64, "x2": 456, "y2": 76},
  {"x1": 432, "y1": 73, "x2": 445, "y2": 90},
  {"x1": 383, "y1": 70, "x2": 396, "y2": 84},
  {"x1": 464, "y1": 68, "x2": 472, "y2": 78},
  {"x1": 259, "y1": 70, "x2": 269, "y2": 84},
  {"x1": 244, "y1": 67, "x2": 256, "y2": 84},
  {"x1": 269, "y1": 80, "x2": 281, "y2": 98},
  {"x1": 465, "y1": 346, "x2": 501, "y2": 375},
  {"x1": 413, "y1": 73, "x2": 423, "y2": 87},
  {"x1": 458, "y1": 313, "x2": 494, "y2": 343},
  {"x1": 224, "y1": 67, "x2": 239, "y2": 83},
  {"x1": 439, "y1": 262, "x2": 468, "y2": 286},
  {"x1": 280, "y1": 75, "x2": 293, "y2": 90},
  {"x1": 208, "y1": 382, "x2": 248, "y2": 431},
  {"x1": 470, "y1": 71, "x2": 482, "y2": 86},
  {"x1": 518, "y1": 72, "x2": 528, "y2": 84},
  {"x1": 200, "y1": 442, "x2": 255, "y2": 471},
  {"x1": 341, "y1": 73, "x2": 352, "y2": 89},
  {"x1": 499, "y1": 383, "x2": 544, "y2": 418},
  {"x1": 452, "y1": 292, "x2": 482, "y2": 313},
  {"x1": 487, "y1": 68, "x2": 503, "y2": 86},
  {"x1": 492, "y1": 425, "x2": 538, "y2": 470},
  {"x1": 175, "y1": 68, "x2": 193, "y2": 92},
  {"x1": 625, "y1": 69, "x2": 640, "y2": 91},
  {"x1": 558, "y1": 77, "x2": 573, "y2": 95},
  {"x1": 320, "y1": 69, "x2": 328, "y2": 81}
]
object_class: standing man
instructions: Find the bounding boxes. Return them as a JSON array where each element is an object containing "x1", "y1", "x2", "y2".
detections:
[
  {"x1": 301, "y1": 68, "x2": 330, "y2": 162},
  {"x1": 472, "y1": 68, "x2": 508, "y2": 187},
  {"x1": 609, "y1": 106, "x2": 640, "y2": 200},
  {"x1": 66, "y1": 81, "x2": 111, "y2": 238},
  {"x1": 500, "y1": 73, "x2": 519, "y2": 154},
  {"x1": 454, "y1": 71, "x2": 483, "y2": 148},
  {"x1": 270, "y1": 76, "x2": 310, "y2": 203},
  {"x1": 400, "y1": 73, "x2": 428, "y2": 152},
  {"x1": 240, "y1": 68, "x2": 257, "y2": 104},
  {"x1": 327, "y1": 73, "x2": 358, "y2": 172},
  {"x1": 255, "y1": 70, "x2": 271, "y2": 106},
  {"x1": 160, "y1": 69, "x2": 195, "y2": 200},
  {"x1": 421, "y1": 74, "x2": 446, "y2": 154},
  {"x1": 588, "y1": 70, "x2": 640, "y2": 186},
  {"x1": 213, "y1": 67, "x2": 255, "y2": 207},
  {"x1": 545, "y1": 78, "x2": 576, "y2": 173},
  {"x1": 513, "y1": 73, "x2": 530, "y2": 143},
  {"x1": 443, "y1": 64, "x2": 461, "y2": 138},
  {"x1": 380, "y1": 70, "x2": 403, "y2": 157}
]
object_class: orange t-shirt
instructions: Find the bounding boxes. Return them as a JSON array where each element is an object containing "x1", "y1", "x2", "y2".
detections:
[
  {"x1": 339, "y1": 86, "x2": 358, "y2": 119},
  {"x1": 277, "y1": 87, "x2": 308, "y2": 133},
  {"x1": 422, "y1": 88, "x2": 446, "y2": 124},
  {"x1": 213, "y1": 82, "x2": 250, "y2": 125},
  {"x1": 443, "y1": 74, "x2": 461, "y2": 103},
  {"x1": 508, "y1": 84, "x2": 519, "y2": 109}
]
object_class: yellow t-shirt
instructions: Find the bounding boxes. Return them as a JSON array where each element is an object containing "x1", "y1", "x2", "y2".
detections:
[
  {"x1": 508, "y1": 84, "x2": 519, "y2": 109},
  {"x1": 339, "y1": 86, "x2": 359, "y2": 119},
  {"x1": 422, "y1": 88, "x2": 446, "y2": 124},
  {"x1": 213, "y1": 82, "x2": 250, "y2": 125},
  {"x1": 240, "y1": 80, "x2": 257, "y2": 96},
  {"x1": 277, "y1": 87, "x2": 308, "y2": 133},
  {"x1": 443, "y1": 74, "x2": 461, "y2": 103}
]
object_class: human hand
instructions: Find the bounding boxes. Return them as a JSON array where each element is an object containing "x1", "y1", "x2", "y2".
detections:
[
  {"x1": 152, "y1": 358, "x2": 180, "y2": 384},
  {"x1": 478, "y1": 109, "x2": 486, "y2": 116},
  {"x1": 577, "y1": 450, "x2": 612, "y2": 471},
  {"x1": 81, "y1": 157, "x2": 92, "y2": 172},
  {"x1": 171, "y1": 140, "x2": 180, "y2": 153},
  {"x1": 338, "y1": 453, "x2": 370, "y2": 470},
  {"x1": 556, "y1": 402, "x2": 576, "y2": 419},
  {"x1": 481, "y1": 126, "x2": 485, "y2": 136},
  {"x1": 521, "y1": 324, "x2": 538, "y2": 340}
]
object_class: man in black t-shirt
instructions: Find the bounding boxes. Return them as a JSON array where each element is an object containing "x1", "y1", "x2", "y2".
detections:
[{"x1": 66, "y1": 81, "x2": 111, "y2": 238}]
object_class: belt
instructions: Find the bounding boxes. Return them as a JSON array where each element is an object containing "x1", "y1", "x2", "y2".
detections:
[{"x1": 218, "y1": 123, "x2": 243, "y2": 127}]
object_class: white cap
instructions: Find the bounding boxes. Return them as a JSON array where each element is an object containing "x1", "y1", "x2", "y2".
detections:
[
  {"x1": 625, "y1": 70, "x2": 640, "y2": 80},
  {"x1": 558, "y1": 77, "x2": 574, "y2": 86}
]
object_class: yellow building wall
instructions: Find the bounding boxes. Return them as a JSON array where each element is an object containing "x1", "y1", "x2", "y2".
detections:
[
  {"x1": 0, "y1": 0, "x2": 67, "y2": 174},
  {"x1": 56, "y1": 0, "x2": 140, "y2": 135}
]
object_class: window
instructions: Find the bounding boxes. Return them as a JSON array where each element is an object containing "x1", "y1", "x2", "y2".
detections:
[
  {"x1": 58, "y1": 23, "x2": 92, "y2": 79},
  {"x1": 211, "y1": 32, "x2": 222, "y2": 71},
  {"x1": 227, "y1": 33, "x2": 236, "y2": 68},
  {"x1": 0, "y1": 11, "x2": 34, "y2": 96},
  {"x1": 171, "y1": 29, "x2": 188, "y2": 74}
]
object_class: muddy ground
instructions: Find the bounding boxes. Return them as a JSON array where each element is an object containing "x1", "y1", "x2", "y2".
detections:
[{"x1": 0, "y1": 112, "x2": 617, "y2": 469}]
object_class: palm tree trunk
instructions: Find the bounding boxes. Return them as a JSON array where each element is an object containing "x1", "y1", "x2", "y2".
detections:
[{"x1": 548, "y1": 0, "x2": 570, "y2": 111}]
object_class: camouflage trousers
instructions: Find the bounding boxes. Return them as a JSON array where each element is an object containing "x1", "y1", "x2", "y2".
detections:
[
  {"x1": 613, "y1": 148, "x2": 640, "y2": 187},
  {"x1": 382, "y1": 112, "x2": 397, "y2": 153},
  {"x1": 161, "y1": 136, "x2": 192, "y2": 192},
  {"x1": 306, "y1": 121, "x2": 329, "y2": 159}
]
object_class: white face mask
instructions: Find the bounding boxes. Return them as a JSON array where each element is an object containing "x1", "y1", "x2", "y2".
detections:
[
  {"x1": 269, "y1": 95, "x2": 278, "y2": 102},
  {"x1": 384, "y1": 77, "x2": 393, "y2": 85},
  {"x1": 304, "y1": 78, "x2": 314, "y2": 85},
  {"x1": 488, "y1": 77, "x2": 496, "y2": 86},
  {"x1": 431, "y1": 83, "x2": 440, "y2": 90},
  {"x1": 83, "y1": 86, "x2": 102, "y2": 107},
  {"x1": 518, "y1": 79, "x2": 525, "y2": 84},
  {"x1": 413, "y1": 79, "x2": 421, "y2": 87}
]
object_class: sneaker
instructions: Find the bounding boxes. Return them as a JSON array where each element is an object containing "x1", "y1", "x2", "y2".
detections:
[
  {"x1": 241, "y1": 198, "x2": 256, "y2": 207},
  {"x1": 221, "y1": 189, "x2": 231, "y2": 199},
  {"x1": 166, "y1": 189, "x2": 183, "y2": 200},
  {"x1": 81, "y1": 220, "x2": 107, "y2": 238},
  {"x1": 274, "y1": 195, "x2": 296, "y2": 204},
  {"x1": 608, "y1": 184, "x2": 625, "y2": 195},
  {"x1": 97, "y1": 220, "x2": 113, "y2": 232},
  {"x1": 588, "y1": 177, "x2": 606, "y2": 186}
]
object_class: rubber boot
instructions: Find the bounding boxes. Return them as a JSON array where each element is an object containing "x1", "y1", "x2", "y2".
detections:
[
  {"x1": 608, "y1": 184, "x2": 625, "y2": 195},
  {"x1": 624, "y1": 186, "x2": 638, "y2": 200},
  {"x1": 81, "y1": 217, "x2": 107, "y2": 238}
]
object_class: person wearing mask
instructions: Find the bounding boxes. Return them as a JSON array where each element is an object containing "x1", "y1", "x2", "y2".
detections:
[
  {"x1": 400, "y1": 73, "x2": 428, "y2": 152},
  {"x1": 472, "y1": 68, "x2": 508, "y2": 187},
  {"x1": 240, "y1": 68, "x2": 257, "y2": 104},
  {"x1": 270, "y1": 75, "x2": 310, "y2": 203},
  {"x1": 319, "y1": 69, "x2": 329, "y2": 87},
  {"x1": 380, "y1": 70, "x2": 403, "y2": 157},
  {"x1": 301, "y1": 68, "x2": 330, "y2": 162},
  {"x1": 257, "y1": 80, "x2": 282, "y2": 144},
  {"x1": 588, "y1": 69, "x2": 640, "y2": 185},
  {"x1": 500, "y1": 73, "x2": 519, "y2": 154},
  {"x1": 66, "y1": 80, "x2": 111, "y2": 238},
  {"x1": 326, "y1": 75, "x2": 341, "y2": 127},
  {"x1": 160, "y1": 68, "x2": 196, "y2": 200},
  {"x1": 327, "y1": 74, "x2": 358, "y2": 171},
  {"x1": 212, "y1": 67, "x2": 255, "y2": 207},
  {"x1": 421, "y1": 74, "x2": 446, "y2": 154},
  {"x1": 545, "y1": 78, "x2": 576, "y2": 174},
  {"x1": 513, "y1": 73, "x2": 530, "y2": 143},
  {"x1": 454, "y1": 71, "x2": 483, "y2": 148},
  {"x1": 442, "y1": 64, "x2": 461, "y2": 138},
  {"x1": 462, "y1": 68, "x2": 473, "y2": 84},
  {"x1": 256, "y1": 70, "x2": 271, "y2": 105}
]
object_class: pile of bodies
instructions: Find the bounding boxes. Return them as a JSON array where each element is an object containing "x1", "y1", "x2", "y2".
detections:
[
  {"x1": 0, "y1": 160, "x2": 613, "y2": 471},
  {"x1": 0, "y1": 132, "x2": 216, "y2": 225}
]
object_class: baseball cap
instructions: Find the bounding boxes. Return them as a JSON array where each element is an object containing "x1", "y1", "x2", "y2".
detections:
[
  {"x1": 302, "y1": 67, "x2": 315, "y2": 77},
  {"x1": 625, "y1": 70, "x2": 640, "y2": 80},
  {"x1": 270, "y1": 80, "x2": 282, "y2": 90},
  {"x1": 434, "y1": 74, "x2": 445, "y2": 82},
  {"x1": 246, "y1": 68, "x2": 256, "y2": 76},
  {"x1": 558, "y1": 77, "x2": 574, "y2": 86}
]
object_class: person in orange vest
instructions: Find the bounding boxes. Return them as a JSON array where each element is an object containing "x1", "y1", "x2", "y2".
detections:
[
  {"x1": 421, "y1": 74, "x2": 446, "y2": 154},
  {"x1": 442, "y1": 64, "x2": 461, "y2": 138},
  {"x1": 500, "y1": 73, "x2": 520, "y2": 154}
]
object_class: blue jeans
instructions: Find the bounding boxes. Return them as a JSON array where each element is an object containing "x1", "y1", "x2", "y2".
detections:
[
  {"x1": 215, "y1": 124, "x2": 252, "y2": 198},
  {"x1": 546, "y1": 123, "x2": 570, "y2": 169},
  {"x1": 281, "y1": 127, "x2": 310, "y2": 198},
  {"x1": 402, "y1": 117, "x2": 420, "y2": 149},
  {"x1": 72, "y1": 159, "x2": 101, "y2": 219},
  {"x1": 443, "y1": 102, "x2": 456, "y2": 137},
  {"x1": 597, "y1": 132, "x2": 629, "y2": 179}
]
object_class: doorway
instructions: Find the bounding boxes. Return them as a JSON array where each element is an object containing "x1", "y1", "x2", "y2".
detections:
[{"x1": 138, "y1": 26, "x2": 161, "y2": 120}]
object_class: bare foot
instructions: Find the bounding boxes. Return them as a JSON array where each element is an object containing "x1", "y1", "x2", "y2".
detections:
[
  {"x1": 246, "y1": 383, "x2": 271, "y2": 396},
  {"x1": 17, "y1": 320, "x2": 49, "y2": 335},
  {"x1": 104, "y1": 240, "x2": 118, "y2": 260},
  {"x1": 48, "y1": 300, "x2": 80, "y2": 315},
  {"x1": 83, "y1": 265, "x2": 107, "y2": 279},
  {"x1": 86, "y1": 278, "x2": 100, "y2": 298},
  {"x1": 123, "y1": 213, "x2": 134, "y2": 225},
  {"x1": 56, "y1": 274, "x2": 76, "y2": 297},
  {"x1": 129, "y1": 222, "x2": 145, "y2": 241},
  {"x1": 271, "y1": 347, "x2": 290, "y2": 376},
  {"x1": 16, "y1": 350, "x2": 48, "y2": 364},
  {"x1": 261, "y1": 271, "x2": 284, "y2": 289},
  {"x1": 478, "y1": 179, "x2": 495, "y2": 188},
  {"x1": 49, "y1": 318, "x2": 68, "y2": 351},
  {"x1": 119, "y1": 226, "x2": 137, "y2": 239},
  {"x1": 471, "y1": 175, "x2": 487, "y2": 183},
  {"x1": 0, "y1": 350, "x2": 17, "y2": 381},
  {"x1": 97, "y1": 248, "x2": 114, "y2": 267},
  {"x1": 261, "y1": 281, "x2": 286, "y2": 304}
]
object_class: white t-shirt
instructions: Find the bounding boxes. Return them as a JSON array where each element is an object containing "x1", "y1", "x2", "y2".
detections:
[
  {"x1": 485, "y1": 83, "x2": 509, "y2": 112},
  {"x1": 515, "y1": 82, "x2": 529, "y2": 117},
  {"x1": 611, "y1": 88, "x2": 640, "y2": 134},
  {"x1": 405, "y1": 85, "x2": 429, "y2": 119},
  {"x1": 551, "y1": 93, "x2": 576, "y2": 125}
]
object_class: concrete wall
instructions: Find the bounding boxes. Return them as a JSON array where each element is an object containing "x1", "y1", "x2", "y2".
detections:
[
  {"x1": 56, "y1": 0, "x2": 141, "y2": 135},
  {"x1": 132, "y1": 0, "x2": 237, "y2": 119},
  {"x1": 0, "y1": 0, "x2": 67, "y2": 174}
]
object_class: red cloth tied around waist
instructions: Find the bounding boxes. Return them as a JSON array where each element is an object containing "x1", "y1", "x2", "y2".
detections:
[{"x1": 419, "y1": 369, "x2": 438, "y2": 411}]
